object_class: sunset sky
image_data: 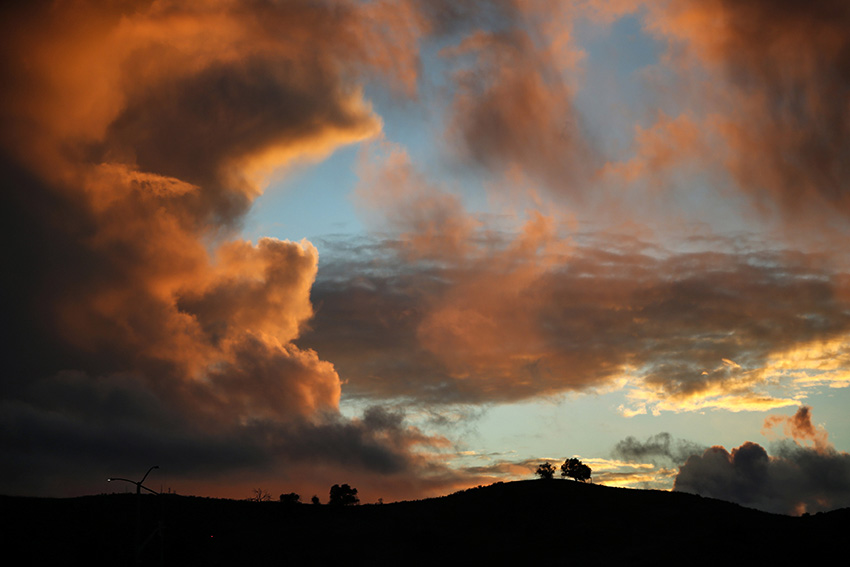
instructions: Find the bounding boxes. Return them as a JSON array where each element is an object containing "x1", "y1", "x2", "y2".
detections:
[{"x1": 3, "y1": 0, "x2": 850, "y2": 515}]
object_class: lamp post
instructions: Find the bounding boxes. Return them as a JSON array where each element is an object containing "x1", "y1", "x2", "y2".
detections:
[{"x1": 107, "y1": 466, "x2": 160, "y2": 565}]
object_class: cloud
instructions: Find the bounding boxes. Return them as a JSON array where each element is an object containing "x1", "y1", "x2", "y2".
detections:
[
  {"x1": 0, "y1": 387, "x2": 454, "y2": 499},
  {"x1": 440, "y1": 2, "x2": 597, "y2": 196},
  {"x1": 604, "y1": 432, "x2": 703, "y2": 489},
  {"x1": 620, "y1": 0, "x2": 850, "y2": 219},
  {"x1": 0, "y1": 0, "x2": 453, "y2": 498},
  {"x1": 337, "y1": 143, "x2": 850, "y2": 409},
  {"x1": 674, "y1": 441, "x2": 850, "y2": 515},
  {"x1": 306, "y1": 225, "x2": 850, "y2": 409},
  {"x1": 573, "y1": 0, "x2": 850, "y2": 225},
  {"x1": 355, "y1": 142, "x2": 482, "y2": 262},
  {"x1": 602, "y1": 112, "x2": 709, "y2": 184},
  {"x1": 762, "y1": 406, "x2": 831, "y2": 454},
  {"x1": 674, "y1": 407, "x2": 850, "y2": 514},
  {"x1": 612, "y1": 432, "x2": 705, "y2": 465},
  {"x1": 4, "y1": 0, "x2": 850, "y2": 503}
]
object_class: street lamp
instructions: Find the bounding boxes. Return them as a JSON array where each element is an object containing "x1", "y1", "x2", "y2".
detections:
[{"x1": 107, "y1": 466, "x2": 161, "y2": 565}]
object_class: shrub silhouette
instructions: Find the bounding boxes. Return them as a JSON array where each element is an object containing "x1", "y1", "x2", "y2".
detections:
[
  {"x1": 279, "y1": 492, "x2": 300, "y2": 505},
  {"x1": 329, "y1": 484, "x2": 359, "y2": 506},
  {"x1": 535, "y1": 463, "x2": 556, "y2": 480},
  {"x1": 311, "y1": 495, "x2": 320, "y2": 505},
  {"x1": 561, "y1": 458, "x2": 592, "y2": 482}
]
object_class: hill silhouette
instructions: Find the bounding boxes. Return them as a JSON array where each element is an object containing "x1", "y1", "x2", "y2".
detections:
[{"x1": 3, "y1": 480, "x2": 845, "y2": 565}]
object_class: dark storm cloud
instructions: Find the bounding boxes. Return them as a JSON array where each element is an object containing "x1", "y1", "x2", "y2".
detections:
[
  {"x1": 0, "y1": 372, "x2": 268, "y2": 496},
  {"x1": 674, "y1": 441, "x2": 850, "y2": 515},
  {"x1": 0, "y1": 377, "x2": 445, "y2": 496},
  {"x1": 674, "y1": 406, "x2": 850, "y2": 515},
  {"x1": 3, "y1": 0, "x2": 605, "y2": 500},
  {"x1": 265, "y1": 406, "x2": 451, "y2": 475}
]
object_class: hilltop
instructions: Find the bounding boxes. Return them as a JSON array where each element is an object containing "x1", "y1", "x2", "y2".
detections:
[{"x1": 3, "y1": 480, "x2": 845, "y2": 565}]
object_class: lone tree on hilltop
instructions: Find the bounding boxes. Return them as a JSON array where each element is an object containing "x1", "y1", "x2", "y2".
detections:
[
  {"x1": 251, "y1": 488, "x2": 272, "y2": 502},
  {"x1": 535, "y1": 462, "x2": 556, "y2": 480},
  {"x1": 561, "y1": 457, "x2": 592, "y2": 483},
  {"x1": 329, "y1": 483, "x2": 359, "y2": 506}
]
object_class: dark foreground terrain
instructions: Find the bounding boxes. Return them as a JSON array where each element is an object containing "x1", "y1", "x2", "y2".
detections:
[{"x1": 3, "y1": 480, "x2": 846, "y2": 566}]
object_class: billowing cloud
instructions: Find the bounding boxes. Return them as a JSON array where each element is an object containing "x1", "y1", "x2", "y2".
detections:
[
  {"x1": 5, "y1": 0, "x2": 850, "y2": 505},
  {"x1": 674, "y1": 407, "x2": 850, "y2": 514},
  {"x1": 0, "y1": 0, "x2": 453, "y2": 499}
]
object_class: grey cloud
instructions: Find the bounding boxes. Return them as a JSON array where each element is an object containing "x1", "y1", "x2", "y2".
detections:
[
  {"x1": 612, "y1": 433, "x2": 705, "y2": 466},
  {"x1": 0, "y1": 374, "x2": 439, "y2": 496},
  {"x1": 674, "y1": 440, "x2": 850, "y2": 515}
]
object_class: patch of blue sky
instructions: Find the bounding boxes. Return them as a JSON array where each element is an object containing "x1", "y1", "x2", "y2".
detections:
[
  {"x1": 243, "y1": 41, "x2": 491, "y2": 248},
  {"x1": 573, "y1": 13, "x2": 666, "y2": 161},
  {"x1": 800, "y1": 389, "x2": 850, "y2": 450},
  {"x1": 243, "y1": 144, "x2": 366, "y2": 244}
]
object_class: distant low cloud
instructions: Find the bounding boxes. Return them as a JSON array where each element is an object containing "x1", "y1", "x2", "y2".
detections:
[
  {"x1": 673, "y1": 407, "x2": 850, "y2": 514},
  {"x1": 612, "y1": 432, "x2": 705, "y2": 466}
]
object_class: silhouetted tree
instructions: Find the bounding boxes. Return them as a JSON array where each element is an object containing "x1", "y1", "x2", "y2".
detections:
[
  {"x1": 251, "y1": 488, "x2": 272, "y2": 502},
  {"x1": 561, "y1": 458, "x2": 592, "y2": 482},
  {"x1": 535, "y1": 462, "x2": 556, "y2": 480},
  {"x1": 279, "y1": 492, "x2": 300, "y2": 505},
  {"x1": 329, "y1": 484, "x2": 359, "y2": 506},
  {"x1": 311, "y1": 495, "x2": 320, "y2": 505}
]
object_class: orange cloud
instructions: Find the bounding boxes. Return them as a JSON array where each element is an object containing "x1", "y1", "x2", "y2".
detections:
[
  {"x1": 0, "y1": 0, "x2": 449, "y2": 498},
  {"x1": 441, "y1": 9, "x2": 596, "y2": 197},
  {"x1": 355, "y1": 142, "x2": 482, "y2": 262},
  {"x1": 573, "y1": 0, "x2": 850, "y2": 223},
  {"x1": 0, "y1": 0, "x2": 433, "y2": 415},
  {"x1": 640, "y1": 0, "x2": 850, "y2": 219},
  {"x1": 310, "y1": 174, "x2": 850, "y2": 408},
  {"x1": 763, "y1": 406, "x2": 831, "y2": 454},
  {"x1": 603, "y1": 112, "x2": 709, "y2": 184}
]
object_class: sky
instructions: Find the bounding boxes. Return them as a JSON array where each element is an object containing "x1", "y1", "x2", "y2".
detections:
[{"x1": 2, "y1": 0, "x2": 850, "y2": 516}]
